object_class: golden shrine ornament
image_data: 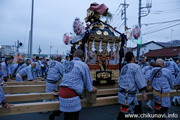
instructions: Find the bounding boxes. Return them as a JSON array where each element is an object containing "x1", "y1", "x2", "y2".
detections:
[
  {"x1": 99, "y1": 25, "x2": 105, "y2": 30},
  {"x1": 90, "y1": 25, "x2": 93, "y2": 30},
  {"x1": 109, "y1": 27, "x2": 114, "y2": 32},
  {"x1": 103, "y1": 31, "x2": 109, "y2": 36},
  {"x1": 96, "y1": 30, "x2": 102, "y2": 35}
]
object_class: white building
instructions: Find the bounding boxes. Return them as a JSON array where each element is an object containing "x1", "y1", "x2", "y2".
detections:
[
  {"x1": 132, "y1": 41, "x2": 165, "y2": 57},
  {"x1": 0, "y1": 45, "x2": 15, "y2": 56}
]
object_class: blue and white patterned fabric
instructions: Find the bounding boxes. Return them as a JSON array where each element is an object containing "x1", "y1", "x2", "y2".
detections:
[
  {"x1": 41, "y1": 59, "x2": 47, "y2": 68},
  {"x1": 0, "y1": 70, "x2": 4, "y2": 83},
  {"x1": 46, "y1": 60, "x2": 64, "y2": 83},
  {"x1": 138, "y1": 62, "x2": 149, "y2": 68},
  {"x1": 16, "y1": 63, "x2": 28, "y2": 74},
  {"x1": 43, "y1": 82, "x2": 58, "y2": 102},
  {"x1": 165, "y1": 61, "x2": 180, "y2": 83},
  {"x1": 41, "y1": 59, "x2": 47, "y2": 76},
  {"x1": 44, "y1": 60, "x2": 63, "y2": 102},
  {"x1": 1, "y1": 62, "x2": 11, "y2": 77},
  {"x1": 174, "y1": 73, "x2": 180, "y2": 104},
  {"x1": 16, "y1": 65, "x2": 34, "y2": 81},
  {"x1": 59, "y1": 96, "x2": 81, "y2": 112},
  {"x1": 164, "y1": 61, "x2": 180, "y2": 74},
  {"x1": 34, "y1": 60, "x2": 42, "y2": 77},
  {"x1": 118, "y1": 63, "x2": 147, "y2": 113},
  {"x1": 150, "y1": 67, "x2": 173, "y2": 108},
  {"x1": 178, "y1": 63, "x2": 180, "y2": 69},
  {"x1": 142, "y1": 66, "x2": 153, "y2": 80},
  {"x1": 59, "y1": 57, "x2": 93, "y2": 112},
  {"x1": 11, "y1": 63, "x2": 19, "y2": 77},
  {"x1": 63, "y1": 60, "x2": 70, "y2": 69},
  {"x1": 0, "y1": 85, "x2": 5, "y2": 103},
  {"x1": 176, "y1": 73, "x2": 180, "y2": 85},
  {"x1": 16, "y1": 75, "x2": 24, "y2": 82}
]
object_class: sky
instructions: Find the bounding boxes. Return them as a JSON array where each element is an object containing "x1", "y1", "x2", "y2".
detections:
[{"x1": 0, "y1": 0, "x2": 180, "y2": 55}]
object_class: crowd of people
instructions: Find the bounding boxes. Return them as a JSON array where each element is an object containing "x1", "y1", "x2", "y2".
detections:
[
  {"x1": 118, "y1": 52, "x2": 180, "y2": 120},
  {"x1": 0, "y1": 50, "x2": 180, "y2": 120}
]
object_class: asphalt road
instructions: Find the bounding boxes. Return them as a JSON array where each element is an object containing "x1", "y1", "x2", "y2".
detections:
[{"x1": 1, "y1": 100, "x2": 180, "y2": 120}]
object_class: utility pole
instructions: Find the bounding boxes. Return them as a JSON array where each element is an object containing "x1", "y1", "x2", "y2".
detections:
[
  {"x1": 137, "y1": 0, "x2": 152, "y2": 59},
  {"x1": 124, "y1": 0, "x2": 127, "y2": 32},
  {"x1": 17, "y1": 40, "x2": 20, "y2": 52},
  {"x1": 28, "y1": 30, "x2": 31, "y2": 57},
  {"x1": 137, "y1": 0, "x2": 142, "y2": 60},
  {"x1": 121, "y1": 0, "x2": 129, "y2": 53},
  {"x1": 29, "y1": 0, "x2": 34, "y2": 58},
  {"x1": 121, "y1": 0, "x2": 129, "y2": 32}
]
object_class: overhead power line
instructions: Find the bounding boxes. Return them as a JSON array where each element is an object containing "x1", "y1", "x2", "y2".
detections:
[
  {"x1": 142, "y1": 19, "x2": 180, "y2": 26},
  {"x1": 142, "y1": 22, "x2": 176, "y2": 32},
  {"x1": 153, "y1": 0, "x2": 180, "y2": 5},
  {"x1": 114, "y1": 4, "x2": 121, "y2": 15},
  {"x1": 151, "y1": 10, "x2": 180, "y2": 14},
  {"x1": 142, "y1": 22, "x2": 180, "y2": 35},
  {"x1": 151, "y1": 8, "x2": 180, "y2": 12}
]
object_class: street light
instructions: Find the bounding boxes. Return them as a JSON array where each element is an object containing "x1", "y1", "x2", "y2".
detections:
[{"x1": 50, "y1": 46, "x2": 53, "y2": 57}]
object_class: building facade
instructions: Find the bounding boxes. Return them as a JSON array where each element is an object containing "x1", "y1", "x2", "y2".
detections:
[
  {"x1": 0, "y1": 45, "x2": 15, "y2": 56},
  {"x1": 132, "y1": 41, "x2": 165, "y2": 57}
]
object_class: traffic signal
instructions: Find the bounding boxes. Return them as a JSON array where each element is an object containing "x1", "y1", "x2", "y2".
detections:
[
  {"x1": 137, "y1": 39, "x2": 141, "y2": 44},
  {"x1": 19, "y1": 42, "x2": 23, "y2": 46}
]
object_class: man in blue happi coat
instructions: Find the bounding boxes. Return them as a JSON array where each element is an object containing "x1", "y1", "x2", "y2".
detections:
[
  {"x1": 59, "y1": 49, "x2": 97, "y2": 120},
  {"x1": 16, "y1": 59, "x2": 31, "y2": 74},
  {"x1": 142, "y1": 60, "x2": 155, "y2": 110},
  {"x1": 174, "y1": 71, "x2": 180, "y2": 105},
  {"x1": 11, "y1": 58, "x2": 24, "y2": 78},
  {"x1": 164, "y1": 58, "x2": 180, "y2": 106},
  {"x1": 46, "y1": 55, "x2": 64, "y2": 119},
  {"x1": 117, "y1": 52, "x2": 147, "y2": 120},
  {"x1": 1, "y1": 56, "x2": 13, "y2": 82},
  {"x1": 139, "y1": 57, "x2": 149, "y2": 68},
  {"x1": 44, "y1": 55, "x2": 64, "y2": 101},
  {"x1": 150, "y1": 59, "x2": 173, "y2": 120},
  {"x1": 16, "y1": 62, "x2": 36, "y2": 82}
]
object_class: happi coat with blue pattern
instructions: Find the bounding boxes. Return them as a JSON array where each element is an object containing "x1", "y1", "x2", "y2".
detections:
[
  {"x1": 139, "y1": 62, "x2": 149, "y2": 68},
  {"x1": 0, "y1": 85, "x2": 5, "y2": 104},
  {"x1": 0, "y1": 70, "x2": 4, "y2": 83},
  {"x1": 46, "y1": 60, "x2": 64, "y2": 83},
  {"x1": 118, "y1": 63, "x2": 147, "y2": 113},
  {"x1": 165, "y1": 61, "x2": 180, "y2": 83},
  {"x1": 150, "y1": 67, "x2": 173, "y2": 108},
  {"x1": 174, "y1": 70, "x2": 180, "y2": 104},
  {"x1": 16, "y1": 65, "x2": 34, "y2": 81},
  {"x1": 142, "y1": 66, "x2": 153, "y2": 80},
  {"x1": 176, "y1": 72, "x2": 180, "y2": 85},
  {"x1": 59, "y1": 57, "x2": 93, "y2": 112},
  {"x1": 34, "y1": 60, "x2": 42, "y2": 77},
  {"x1": 43, "y1": 60, "x2": 64, "y2": 102},
  {"x1": 1, "y1": 62, "x2": 11, "y2": 77},
  {"x1": 16, "y1": 63, "x2": 28, "y2": 74}
]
